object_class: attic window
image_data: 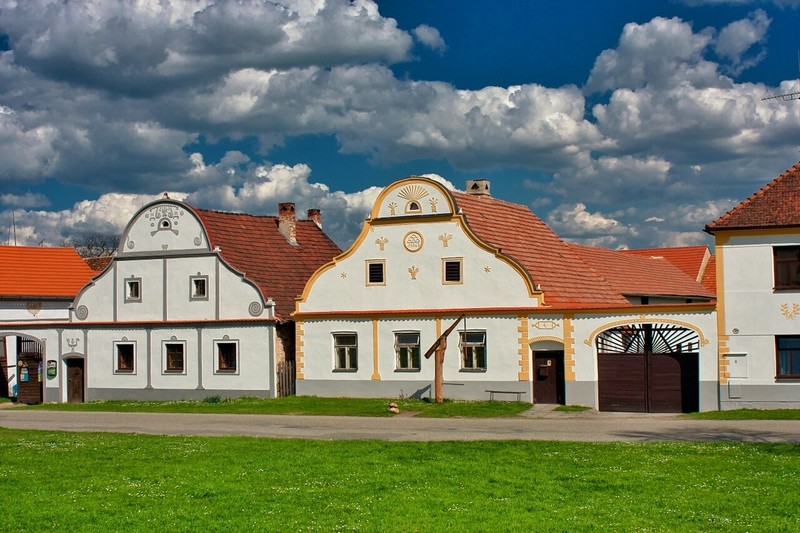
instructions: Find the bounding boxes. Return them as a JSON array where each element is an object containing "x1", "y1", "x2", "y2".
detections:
[
  {"x1": 125, "y1": 277, "x2": 142, "y2": 303},
  {"x1": 190, "y1": 275, "x2": 209, "y2": 301},
  {"x1": 443, "y1": 258, "x2": 463, "y2": 284},
  {"x1": 405, "y1": 200, "x2": 421, "y2": 214},
  {"x1": 366, "y1": 260, "x2": 386, "y2": 285}
]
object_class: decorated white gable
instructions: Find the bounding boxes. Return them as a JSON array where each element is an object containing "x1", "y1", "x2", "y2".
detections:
[
  {"x1": 121, "y1": 201, "x2": 210, "y2": 255},
  {"x1": 297, "y1": 177, "x2": 538, "y2": 313}
]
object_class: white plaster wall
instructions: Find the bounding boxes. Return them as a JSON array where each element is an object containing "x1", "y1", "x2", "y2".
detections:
[
  {"x1": 217, "y1": 263, "x2": 265, "y2": 319},
  {"x1": 149, "y1": 327, "x2": 199, "y2": 391},
  {"x1": 201, "y1": 325, "x2": 272, "y2": 391},
  {"x1": 73, "y1": 269, "x2": 115, "y2": 322},
  {"x1": 85, "y1": 329, "x2": 149, "y2": 390},
  {"x1": 300, "y1": 315, "x2": 523, "y2": 383},
  {"x1": 164, "y1": 255, "x2": 218, "y2": 320},
  {"x1": 300, "y1": 219, "x2": 535, "y2": 313},
  {"x1": 0, "y1": 301, "x2": 71, "y2": 322},
  {"x1": 720, "y1": 235, "x2": 800, "y2": 387}
]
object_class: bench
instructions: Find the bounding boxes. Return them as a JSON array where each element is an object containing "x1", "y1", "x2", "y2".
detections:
[{"x1": 485, "y1": 389, "x2": 526, "y2": 401}]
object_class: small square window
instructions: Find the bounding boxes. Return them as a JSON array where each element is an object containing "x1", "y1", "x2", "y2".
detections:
[
  {"x1": 333, "y1": 333, "x2": 358, "y2": 370},
  {"x1": 460, "y1": 330, "x2": 486, "y2": 371},
  {"x1": 125, "y1": 277, "x2": 142, "y2": 302},
  {"x1": 164, "y1": 342, "x2": 185, "y2": 373},
  {"x1": 115, "y1": 343, "x2": 135, "y2": 373},
  {"x1": 366, "y1": 260, "x2": 385, "y2": 285},
  {"x1": 190, "y1": 275, "x2": 209, "y2": 301},
  {"x1": 443, "y1": 258, "x2": 463, "y2": 284},
  {"x1": 395, "y1": 332, "x2": 421, "y2": 371},
  {"x1": 216, "y1": 341, "x2": 238, "y2": 373}
]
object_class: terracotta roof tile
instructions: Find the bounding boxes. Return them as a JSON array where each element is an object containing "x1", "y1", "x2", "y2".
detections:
[
  {"x1": 622, "y1": 246, "x2": 710, "y2": 281},
  {"x1": 84, "y1": 256, "x2": 113, "y2": 271},
  {"x1": 452, "y1": 192, "x2": 628, "y2": 306},
  {"x1": 0, "y1": 246, "x2": 96, "y2": 298},
  {"x1": 706, "y1": 161, "x2": 800, "y2": 231},
  {"x1": 192, "y1": 208, "x2": 341, "y2": 321},
  {"x1": 452, "y1": 191, "x2": 713, "y2": 306},
  {"x1": 571, "y1": 244, "x2": 715, "y2": 299},
  {"x1": 701, "y1": 254, "x2": 716, "y2": 294}
]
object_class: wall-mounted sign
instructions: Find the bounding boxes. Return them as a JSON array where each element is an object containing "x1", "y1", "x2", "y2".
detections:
[
  {"x1": 20, "y1": 366, "x2": 29, "y2": 382},
  {"x1": 47, "y1": 360, "x2": 57, "y2": 378}
]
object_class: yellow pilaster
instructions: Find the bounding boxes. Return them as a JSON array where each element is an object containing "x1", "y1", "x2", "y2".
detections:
[
  {"x1": 517, "y1": 316, "x2": 530, "y2": 381},
  {"x1": 563, "y1": 314, "x2": 576, "y2": 381},
  {"x1": 295, "y1": 320, "x2": 305, "y2": 379},
  {"x1": 371, "y1": 319, "x2": 381, "y2": 380}
]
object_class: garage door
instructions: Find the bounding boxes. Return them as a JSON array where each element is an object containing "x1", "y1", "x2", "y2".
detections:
[{"x1": 597, "y1": 324, "x2": 699, "y2": 413}]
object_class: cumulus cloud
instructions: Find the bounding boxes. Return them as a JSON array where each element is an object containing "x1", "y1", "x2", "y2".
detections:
[
  {"x1": 0, "y1": 2, "x2": 798, "y2": 251},
  {"x1": 714, "y1": 10, "x2": 770, "y2": 75},
  {"x1": 412, "y1": 24, "x2": 446, "y2": 53}
]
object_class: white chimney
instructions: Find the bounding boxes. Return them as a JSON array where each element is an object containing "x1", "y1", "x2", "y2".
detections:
[
  {"x1": 466, "y1": 179, "x2": 491, "y2": 196},
  {"x1": 307, "y1": 208, "x2": 322, "y2": 229}
]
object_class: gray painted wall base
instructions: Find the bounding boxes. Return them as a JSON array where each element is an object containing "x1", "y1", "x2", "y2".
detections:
[
  {"x1": 88, "y1": 388, "x2": 271, "y2": 402},
  {"x1": 720, "y1": 383, "x2": 800, "y2": 410},
  {"x1": 564, "y1": 381, "x2": 596, "y2": 409},
  {"x1": 297, "y1": 379, "x2": 532, "y2": 402}
]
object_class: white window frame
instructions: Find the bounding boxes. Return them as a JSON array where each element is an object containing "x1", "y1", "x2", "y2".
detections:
[
  {"x1": 460, "y1": 330, "x2": 487, "y2": 371},
  {"x1": 114, "y1": 341, "x2": 136, "y2": 374},
  {"x1": 190, "y1": 274, "x2": 209, "y2": 301},
  {"x1": 163, "y1": 340, "x2": 186, "y2": 374},
  {"x1": 214, "y1": 338, "x2": 239, "y2": 374},
  {"x1": 333, "y1": 332, "x2": 358, "y2": 371},
  {"x1": 125, "y1": 277, "x2": 142, "y2": 303},
  {"x1": 395, "y1": 331, "x2": 421, "y2": 371}
]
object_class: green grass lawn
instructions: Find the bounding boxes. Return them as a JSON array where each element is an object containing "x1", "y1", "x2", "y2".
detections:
[
  {"x1": 1, "y1": 428, "x2": 798, "y2": 531},
  {"x1": 23, "y1": 395, "x2": 532, "y2": 418},
  {"x1": 686, "y1": 409, "x2": 800, "y2": 420}
]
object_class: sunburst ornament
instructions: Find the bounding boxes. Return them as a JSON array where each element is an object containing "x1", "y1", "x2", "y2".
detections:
[{"x1": 398, "y1": 184, "x2": 429, "y2": 214}]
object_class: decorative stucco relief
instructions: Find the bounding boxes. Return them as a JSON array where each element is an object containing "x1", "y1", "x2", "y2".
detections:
[{"x1": 780, "y1": 303, "x2": 800, "y2": 320}]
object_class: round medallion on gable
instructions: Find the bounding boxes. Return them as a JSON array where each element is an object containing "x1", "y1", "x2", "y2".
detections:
[
  {"x1": 403, "y1": 231, "x2": 424, "y2": 253},
  {"x1": 75, "y1": 305, "x2": 89, "y2": 320}
]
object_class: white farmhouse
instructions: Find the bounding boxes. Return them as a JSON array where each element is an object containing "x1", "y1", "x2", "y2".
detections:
[
  {"x1": 295, "y1": 177, "x2": 718, "y2": 412},
  {"x1": 706, "y1": 161, "x2": 800, "y2": 409},
  {"x1": 0, "y1": 246, "x2": 96, "y2": 403},
  {"x1": 2, "y1": 199, "x2": 340, "y2": 403}
]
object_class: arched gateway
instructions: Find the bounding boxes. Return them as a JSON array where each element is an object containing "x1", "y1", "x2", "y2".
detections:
[{"x1": 596, "y1": 323, "x2": 700, "y2": 413}]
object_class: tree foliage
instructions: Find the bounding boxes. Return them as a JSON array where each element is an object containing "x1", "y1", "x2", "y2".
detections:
[{"x1": 69, "y1": 232, "x2": 120, "y2": 258}]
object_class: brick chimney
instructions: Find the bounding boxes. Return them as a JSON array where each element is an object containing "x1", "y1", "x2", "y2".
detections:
[
  {"x1": 466, "y1": 179, "x2": 491, "y2": 196},
  {"x1": 307, "y1": 208, "x2": 322, "y2": 229},
  {"x1": 278, "y1": 202, "x2": 297, "y2": 245}
]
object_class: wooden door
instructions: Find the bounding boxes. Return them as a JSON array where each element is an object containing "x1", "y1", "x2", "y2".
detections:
[
  {"x1": 598, "y1": 353, "x2": 646, "y2": 412},
  {"x1": 66, "y1": 359, "x2": 84, "y2": 403},
  {"x1": 533, "y1": 352, "x2": 564, "y2": 404}
]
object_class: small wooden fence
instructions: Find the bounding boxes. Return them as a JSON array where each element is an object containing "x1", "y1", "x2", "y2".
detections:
[{"x1": 276, "y1": 360, "x2": 296, "y2": 397}]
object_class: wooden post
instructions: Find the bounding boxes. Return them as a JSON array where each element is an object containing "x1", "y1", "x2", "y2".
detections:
[{"x1": 435, "y1": 339, "x2": 446, "y2": 404}]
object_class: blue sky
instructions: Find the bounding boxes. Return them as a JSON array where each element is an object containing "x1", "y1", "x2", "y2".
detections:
[{"x1": 1, "y1": 0, "x2": 799, "y2": 250}]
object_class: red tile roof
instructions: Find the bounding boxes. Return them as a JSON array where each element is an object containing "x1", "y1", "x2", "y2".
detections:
[
  {"x1": 706, "y1": 161, "x2": 800, "y2": 231},
  {"x1": 193, "y1": 208, "x2": 341, "y2": 321},
  {"x1": 452, "y1": 191, "x2": 713, "y2": 307},
  {"x1": 571, "y1": 244, "x2": 715, "y2": 299},
  {"x1": 453, "y1": 192, "x2": 627, "y2": 306},
  {"x1": 84, "y1": 256, "x2": 113, "y2": 271},
  {"x1": 622, "y1": 245, "x2": 710, "y2": 280},
  {"x1": 701, "y1": 254, "x2": 716, "y2": 294},
  {"x1": 0, "y1": 246, "x2": 96, "y2": 298}
]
